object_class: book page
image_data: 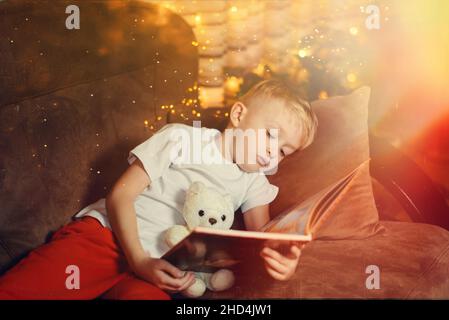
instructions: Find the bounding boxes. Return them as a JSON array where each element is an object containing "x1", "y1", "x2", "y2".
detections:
[
  {"x1": 262, "y1": 160, "x2": 369, "y2": 236},
  {"x1": 305, "y1": 169, "x2": 357, "y2": 233},
  {"x1": 260, "y1": 176, "x2": 344, "y2": 235}
]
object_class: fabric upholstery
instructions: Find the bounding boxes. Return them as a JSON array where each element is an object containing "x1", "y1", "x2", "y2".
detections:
[
  {"x1": 0, "y1": 0, "x2": 198, "y2": 273},
  {"x1": 205, "y1": 221, "x2": 449, "y2": 299}
]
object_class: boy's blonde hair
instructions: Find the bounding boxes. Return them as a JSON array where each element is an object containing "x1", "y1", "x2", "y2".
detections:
[{"x1": 240, "y1": 79, "x2": 318, "y2": 150}]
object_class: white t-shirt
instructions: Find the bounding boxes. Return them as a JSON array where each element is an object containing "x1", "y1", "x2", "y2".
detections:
[{"x1": 75, "y1": 123, "x2": 279, "y2": 258}]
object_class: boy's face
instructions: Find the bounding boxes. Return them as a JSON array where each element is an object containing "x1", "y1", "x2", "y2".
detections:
[{"x1": 227, "y1": 98, "x2": 303, "y2": 174}]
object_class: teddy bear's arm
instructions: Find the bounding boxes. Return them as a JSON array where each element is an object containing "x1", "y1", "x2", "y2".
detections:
[{"x1": 165, "y1": 225, "x2": 190, "y2": 248}]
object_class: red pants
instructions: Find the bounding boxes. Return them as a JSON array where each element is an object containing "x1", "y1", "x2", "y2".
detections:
[{"x1": 0, "y1": 217, "x2": 170, "y2": 300}]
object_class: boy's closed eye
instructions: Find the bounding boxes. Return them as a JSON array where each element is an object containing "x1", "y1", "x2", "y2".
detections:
[{"x1": 266, "y1": 129, "x2": 288, "y2": 158}]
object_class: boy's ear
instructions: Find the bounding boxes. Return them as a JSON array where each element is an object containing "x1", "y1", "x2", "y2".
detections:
[{"x1": 229, "y1": 102, "x2": 247, "y2": 127}]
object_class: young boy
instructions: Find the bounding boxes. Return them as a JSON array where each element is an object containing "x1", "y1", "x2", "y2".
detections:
[{"x1": 0, "y1": 79, "x2": 317, "y2": 299}]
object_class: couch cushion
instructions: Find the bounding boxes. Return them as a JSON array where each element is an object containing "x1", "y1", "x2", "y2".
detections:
[
  {"x1": 268, "y1": 87, "x2": 381, "y2": 239},
  {"x1": 205, "y1": 221, "x2": 449, "y2": 299}
]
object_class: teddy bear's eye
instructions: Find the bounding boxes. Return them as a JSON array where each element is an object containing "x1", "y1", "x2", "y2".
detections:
[
  {"x1": 198, "y1": 210, "x2": 205, "y2": 217},
  {"x1": 221, "y1": 215, "x2": 226, "y2": 221}
]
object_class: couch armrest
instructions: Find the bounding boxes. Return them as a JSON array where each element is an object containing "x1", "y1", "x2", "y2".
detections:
[{"x1": 370, "y1": 135, "x2": 449, "y2": 230}]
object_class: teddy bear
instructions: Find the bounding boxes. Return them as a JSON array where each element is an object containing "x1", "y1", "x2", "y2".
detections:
[{"x1": 165, "y1": 181, "x2": 236, "y2": 298}]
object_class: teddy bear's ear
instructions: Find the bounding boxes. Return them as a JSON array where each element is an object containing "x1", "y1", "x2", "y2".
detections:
[{"x1": 188, "y1": 181, "x2": 205, "y2": 195}]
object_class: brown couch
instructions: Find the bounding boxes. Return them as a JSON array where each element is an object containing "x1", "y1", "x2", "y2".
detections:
[{"x1": 1, "y1": 1, "x2": 449, "y2": 299}]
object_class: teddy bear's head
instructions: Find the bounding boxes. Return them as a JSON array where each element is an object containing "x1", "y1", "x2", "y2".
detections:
[{"x1": 183, "y1": 181, "x2": 234, "y2": 230}]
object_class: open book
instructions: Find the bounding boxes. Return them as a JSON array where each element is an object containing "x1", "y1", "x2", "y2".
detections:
[{"x1": 162, "y1": 161, "x2": 368, "y2": 273}]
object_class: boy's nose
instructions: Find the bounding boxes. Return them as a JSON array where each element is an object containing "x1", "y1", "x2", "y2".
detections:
[
  {"x1": 209, "y1": 218, "x2": 217, "y2": 225},
  {"x1": 266, "y1": 149, "x2": 276, "y2": 160}
]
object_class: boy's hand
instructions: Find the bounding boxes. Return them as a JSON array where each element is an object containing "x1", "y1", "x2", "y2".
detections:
[
  {"x1": 260, "y1": 244, "x2": 301, "y2": 281},
  {"x1": 131, "y1": 255, "x2": 195, "y2": 292}
]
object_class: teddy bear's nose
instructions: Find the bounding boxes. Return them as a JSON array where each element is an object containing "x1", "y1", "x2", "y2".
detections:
[{"x1": 209, "y1": 218, "x2": 217, "y2": 225}]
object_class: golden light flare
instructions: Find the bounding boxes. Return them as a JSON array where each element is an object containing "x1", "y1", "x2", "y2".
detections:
[
  {"x1": 318, "y1": 91, "x2": 329, "y2": 100},
  {"x1": 346, "y1": 72, "x2": 357, "y2": 83},
  {"x1": 298, "y1": 49, "x2": 308, "y2": 58},
  {"x1": 370, "y1": 0, "x2": 449, "y2": 147},
  {"x1": 298, "y1": 46, "x2": 313, "y2": 59},
  {"x1": 224, "y1": 76, "x2": 243, "y2": 96},
  {"x1": 349, "y1": 27, "x2": 359, "y2": 36},
  {"x1": 142, "y1": 0, "x2": 449, "y2": 152},
  {"x1": 253, "y1": 63, "x2": 266, "y2": 77}
]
